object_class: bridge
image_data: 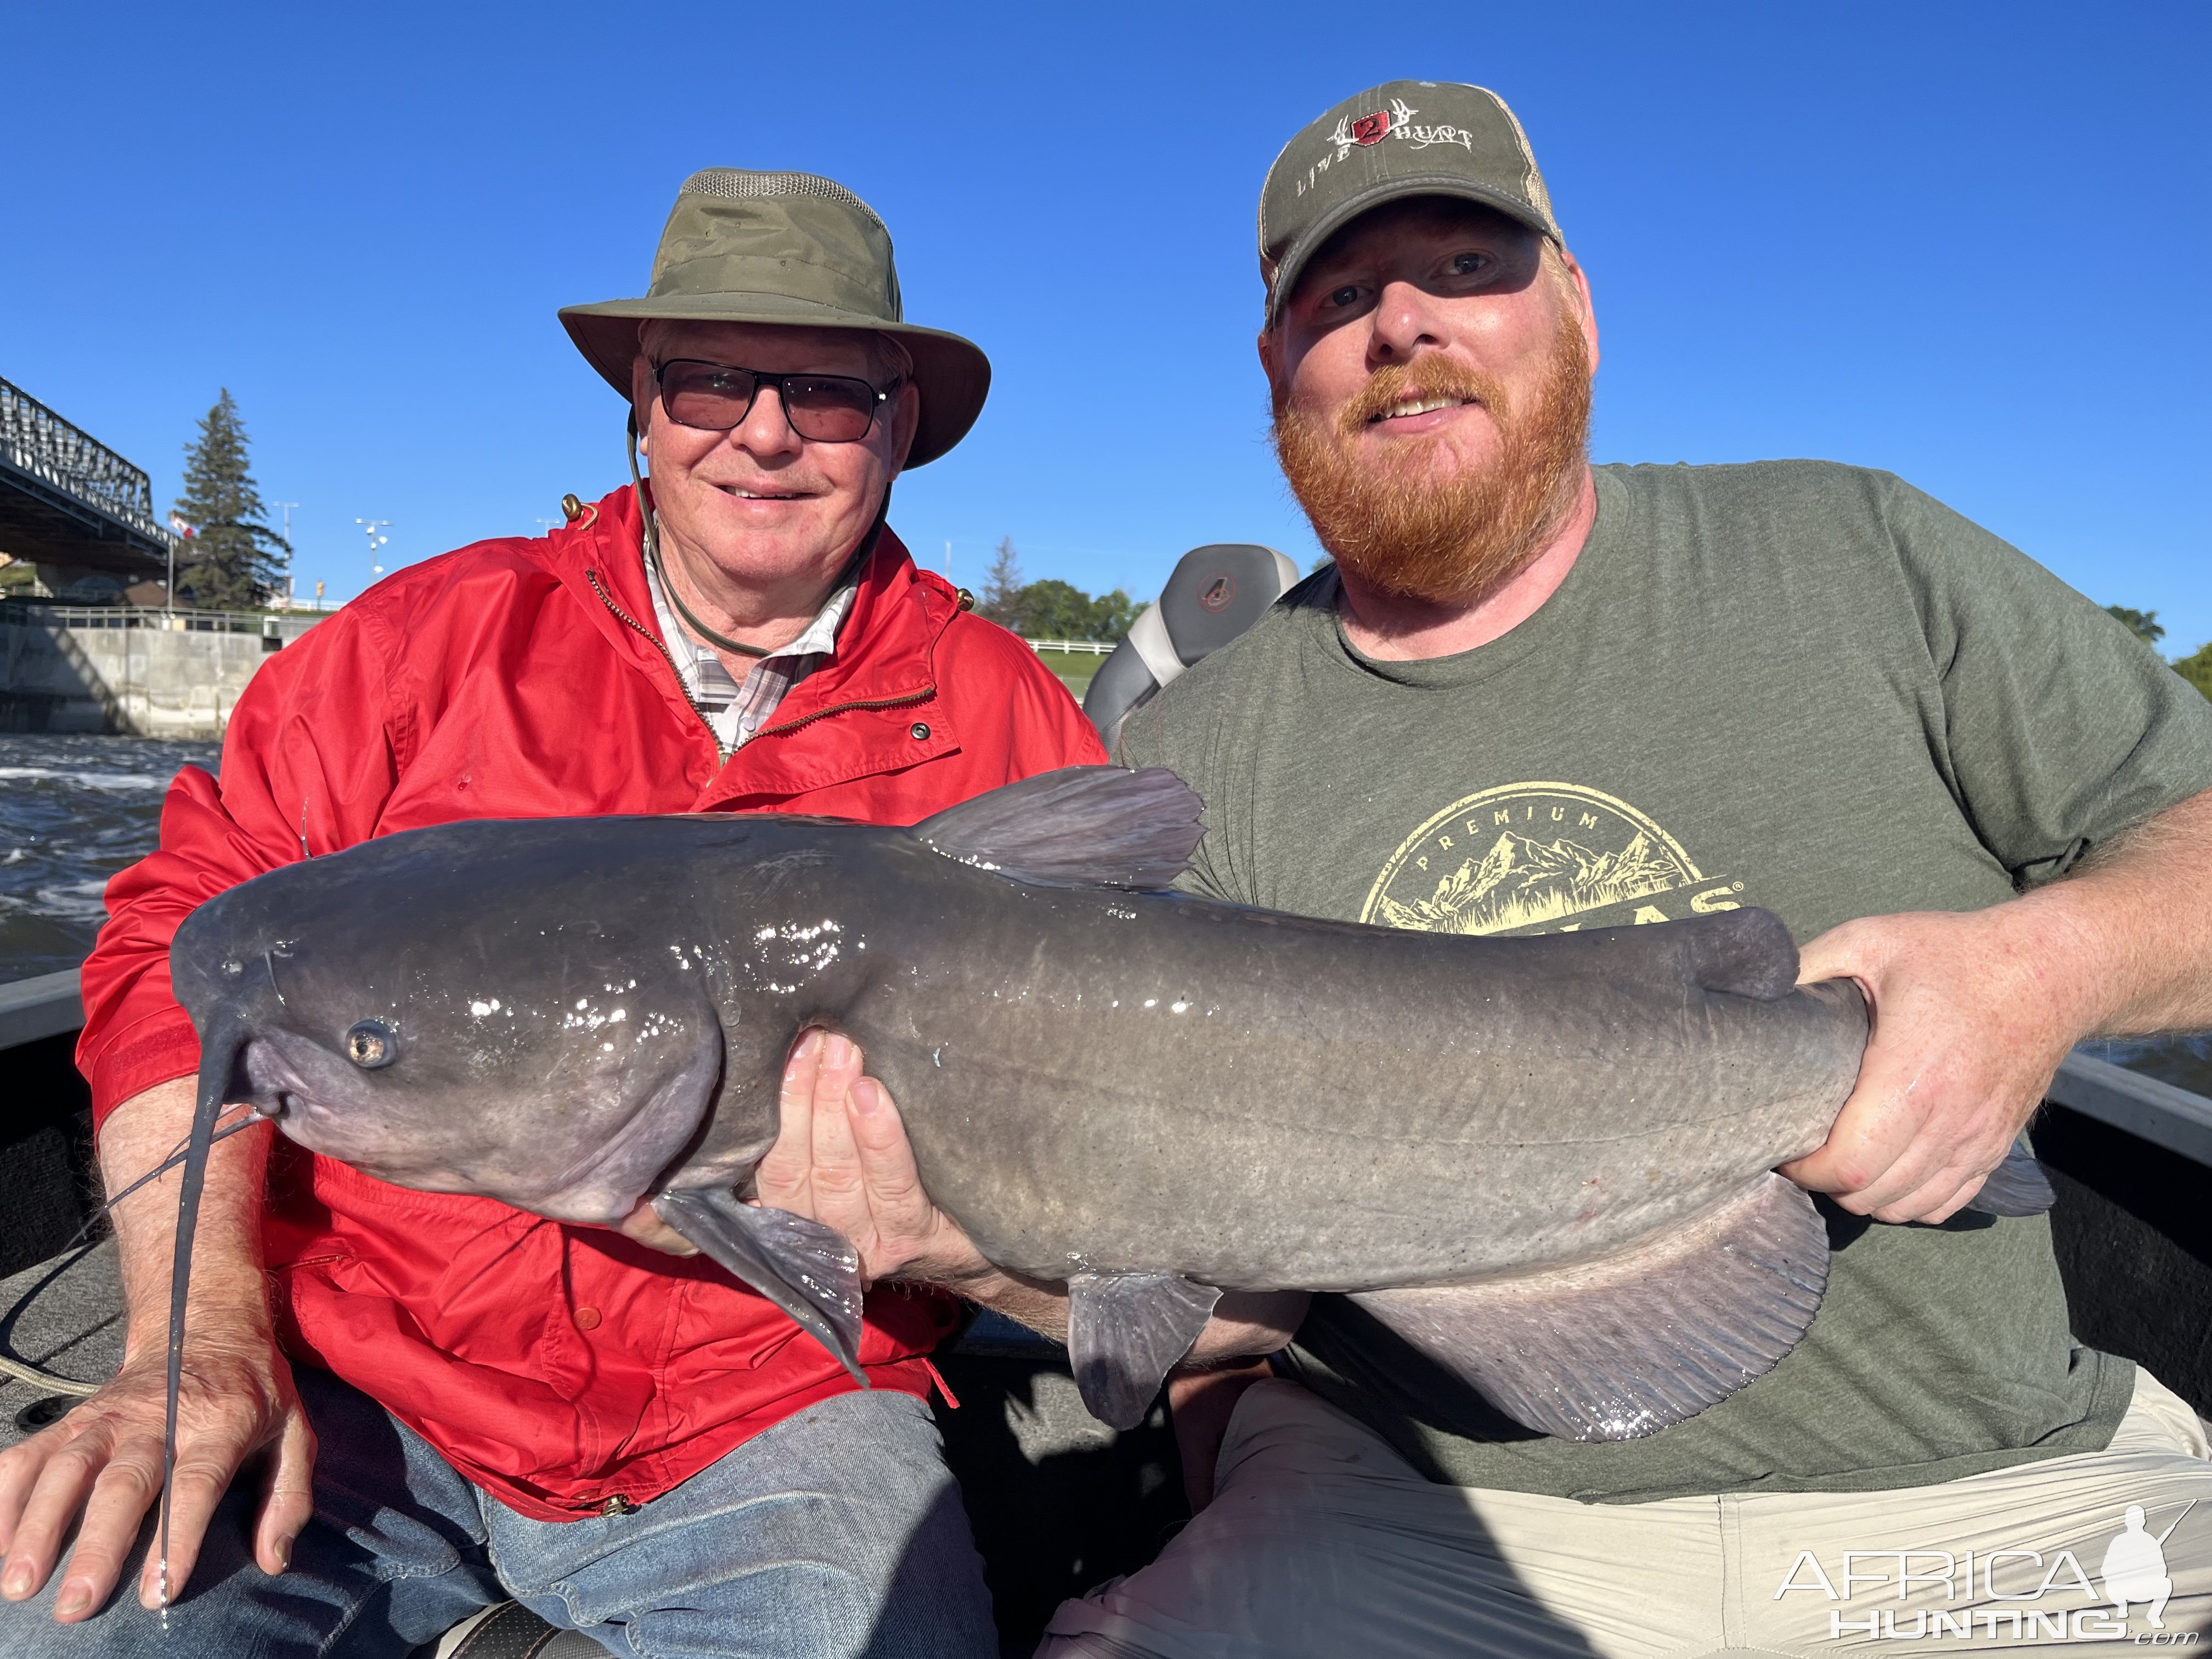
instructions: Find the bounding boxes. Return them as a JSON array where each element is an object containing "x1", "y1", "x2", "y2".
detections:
[{"x1": 0, "y1": 375, "x2": 177, "y2": 584}]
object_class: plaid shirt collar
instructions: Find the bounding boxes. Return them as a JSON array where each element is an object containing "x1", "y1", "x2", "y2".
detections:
[{"x1": 644, "y1": 541, "x2": 860, "y2": 755}]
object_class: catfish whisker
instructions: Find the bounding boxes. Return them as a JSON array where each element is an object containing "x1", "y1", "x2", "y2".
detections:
[{"x1": 70, "y1": 1108, "x2": 264, "y2": 1247}]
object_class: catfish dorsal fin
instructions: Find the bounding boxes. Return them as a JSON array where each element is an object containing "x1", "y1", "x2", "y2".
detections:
[{"x1": 912, "y1": 766, "x2": 1204, "y2": 890}]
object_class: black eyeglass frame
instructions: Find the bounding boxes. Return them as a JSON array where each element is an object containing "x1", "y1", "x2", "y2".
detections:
[{"x1": 651, "y1": 358, "x2": 902, "y2": 442}]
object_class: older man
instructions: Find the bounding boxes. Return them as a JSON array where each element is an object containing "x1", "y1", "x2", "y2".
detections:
[
  {"x1": 0, "y1": 169, "x2": 1103, "y2": 1656},
  {"x1": 1037, "y1": 84, "x2": 2212, "y2": 1655}
]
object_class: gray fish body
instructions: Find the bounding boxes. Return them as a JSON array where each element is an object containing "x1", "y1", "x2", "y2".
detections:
[
  {"x1": 163, "y1": 767, "x2": 1952, "y2": 1465},
  {"x1": 834, "y1": 861, "x2": 1862, "y2": 1294},
  {"x1": 175, "y1": 810, "x2": 1861, "y2": 1295}
]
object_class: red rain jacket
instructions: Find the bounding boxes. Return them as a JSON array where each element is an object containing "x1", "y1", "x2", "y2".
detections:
[{"x1": 77, "y1": 486, "x2": 1105, "y2": 1519}]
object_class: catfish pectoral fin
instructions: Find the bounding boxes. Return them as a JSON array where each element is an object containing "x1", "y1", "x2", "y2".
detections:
[
  {"x1": 1351, "y1": 1172, "x2": 1830, "y2": 1443},
  {"x1": 653, "y1": 1190, "x2": 868, "y2": 1386},
  {"x1": 1067, "y1": 1271, "x2": 1223, "y2": 1430}
]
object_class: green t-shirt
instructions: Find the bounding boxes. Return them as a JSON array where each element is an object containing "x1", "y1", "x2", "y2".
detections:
[{"x1": 1116, "y1": 460, "x2": 2212, "y2": 1504}]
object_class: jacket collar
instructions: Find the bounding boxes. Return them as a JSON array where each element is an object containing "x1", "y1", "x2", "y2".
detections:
[{"x1": 538, "y1": 485, "x2": 965, "y2": 806}]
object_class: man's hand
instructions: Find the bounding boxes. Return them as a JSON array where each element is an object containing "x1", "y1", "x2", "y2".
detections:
[
  {"x1": 1782, "y1": 907, "x2": 2081, "y2": 1223},
  {"x1": 0, "y1": 1077, "x2": 311, "y2": 1621},
  {"x1": 754, "y1": 1030, "x2": 995, "y2": 1286},
  {"x1": 0, "y1": 1338, "x2": 313, "y2": 1619}
]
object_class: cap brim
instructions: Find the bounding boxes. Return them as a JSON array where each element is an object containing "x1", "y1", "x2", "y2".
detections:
[
  {"x1": 558, "y1": 294, "x2": 991, "y2": 469},
  {"x1": 1267, "y1": 178, "x2": 1561, "y2": 325}
]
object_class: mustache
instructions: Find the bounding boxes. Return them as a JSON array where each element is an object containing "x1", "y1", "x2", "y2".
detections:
[{"x1": 1334, "y1": 358, "x2": 1509, "y2": 439}]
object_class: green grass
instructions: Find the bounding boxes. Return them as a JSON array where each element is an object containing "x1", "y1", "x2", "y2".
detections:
[{"x1": 1033, "y1": 646, "x2": 1107, "y2": 702}]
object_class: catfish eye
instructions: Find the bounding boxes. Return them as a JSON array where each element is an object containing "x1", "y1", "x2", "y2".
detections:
[{"x1": 345, "y1": 1020, "x2": 398, "y2": 1069}]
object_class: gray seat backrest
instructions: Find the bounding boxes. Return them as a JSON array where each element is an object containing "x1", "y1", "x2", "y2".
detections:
[{"x1": 1083, "y1": 544, "x2": 1297, "y2": 748}]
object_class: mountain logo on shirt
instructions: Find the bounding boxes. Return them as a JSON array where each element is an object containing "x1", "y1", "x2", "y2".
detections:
[{"x1": 1361, "y1": 782, "x2": 1753, "y2": 936}]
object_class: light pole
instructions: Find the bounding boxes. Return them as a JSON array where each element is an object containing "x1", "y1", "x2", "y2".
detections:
[
  {"x1": 272, "y1": 501, "x2": 298, "y2": 608},
  {"x1": 356, "y1": 518, "x2": 391, "y2": 588}
]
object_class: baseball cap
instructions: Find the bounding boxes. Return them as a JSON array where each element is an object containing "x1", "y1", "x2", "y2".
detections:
[{"x1": 1259, "y1": 81, "x2": 1562, "y2": 325}]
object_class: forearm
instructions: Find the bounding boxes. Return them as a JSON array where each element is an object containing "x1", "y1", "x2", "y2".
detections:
[
  {"x1": 928, "y1": 1267, "x2": 1305, "y2": 1364},
  {"x1": 911, "y1": 1263, "x2": 1069, "y2": 1340},
  {"x1": 100, "y1": 1078, "x2": 276, "y2": 1362},
  {"x1": 2001, "y1": 786, "x2": 2212, "y2": 1039}
]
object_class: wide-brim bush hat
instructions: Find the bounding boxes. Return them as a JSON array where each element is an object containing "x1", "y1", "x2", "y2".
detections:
[{"x1": 561, "y1": 169, "x2": 990, "y2": 468}]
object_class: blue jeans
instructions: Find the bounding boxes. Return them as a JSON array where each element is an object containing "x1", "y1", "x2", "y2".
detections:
[{"x1": 0, "y1": 1363, "x2": 996, "y2": 1657}]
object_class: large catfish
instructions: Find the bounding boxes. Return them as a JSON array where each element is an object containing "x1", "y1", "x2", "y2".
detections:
[{"x1": 145, "y1": 767, "x2": 2044, "y2": 1594}]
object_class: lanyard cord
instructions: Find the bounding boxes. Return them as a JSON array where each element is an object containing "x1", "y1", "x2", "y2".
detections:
[{"x1": 625, "y1": 416, "x2": 889, "y2": 660}]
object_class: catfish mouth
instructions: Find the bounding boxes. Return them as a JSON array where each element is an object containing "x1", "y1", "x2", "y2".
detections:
[
  {"x1": 237, "y1": 1033, "x2": 438, "y2": 1183},
  {"x1": 232, "y1": 1022, "x2": 727, "y2": 1227}
]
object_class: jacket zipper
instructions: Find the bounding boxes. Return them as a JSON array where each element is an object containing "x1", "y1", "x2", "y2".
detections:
[
  {"x1": 752, "y1": 686, "x2": 932, "y2": 740},
  {"x1": 586, "y1": 568, "x2": 726, "y2": 758}
]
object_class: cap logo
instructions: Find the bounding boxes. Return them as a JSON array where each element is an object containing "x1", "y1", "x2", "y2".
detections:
[
  {"x1": 1197, "y1": 573, "x2": 1237, "y2": 613},
  {"x1": 1300, "y1": 97, "x2": 1482, "y2": 199}
]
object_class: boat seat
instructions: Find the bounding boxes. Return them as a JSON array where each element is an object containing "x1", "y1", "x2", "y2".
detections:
[{"x1": 1082, "y1": 543, "x2": 1299, "y2": 747}]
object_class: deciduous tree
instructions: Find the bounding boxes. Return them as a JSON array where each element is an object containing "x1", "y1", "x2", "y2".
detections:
[
  {"x1": 2106, "y1": 605, "x2": 2166, "y2": 646},
  {"x1": 2172, "y1": 642, "x2": 2212, "y2": 702}
]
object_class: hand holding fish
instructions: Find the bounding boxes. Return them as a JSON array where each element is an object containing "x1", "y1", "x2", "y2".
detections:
[
  {"x1": 755, "y1": 1030, "x2": 997, "y2": 1288},
  {"x1": 1784, "y1": 906, "x2": 2083, "y2": 1223},
  {"x1": 750, "y1": 1029, "x2": 1308, "y2": 1362}
]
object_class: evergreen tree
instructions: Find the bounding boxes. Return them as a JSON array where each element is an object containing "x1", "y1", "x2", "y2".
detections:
[
  {"x1": 979, "y1": 536, "x2": 1027, "y2": 630},
  {"x1": 173, "y1": 391, "x2": 286, "y2": 609},
  {"x1": 2106, "y1": 605, "x2": 2165, "y2": 646}
]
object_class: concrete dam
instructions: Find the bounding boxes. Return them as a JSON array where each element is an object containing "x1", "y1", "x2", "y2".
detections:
[{"x1": 1, "y1": 607, "x2": 323, "y2": 739}]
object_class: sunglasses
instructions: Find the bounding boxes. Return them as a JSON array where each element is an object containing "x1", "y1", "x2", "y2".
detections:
[{"x1": 653, "y1": 359, "x2": 899, "y2": 444}]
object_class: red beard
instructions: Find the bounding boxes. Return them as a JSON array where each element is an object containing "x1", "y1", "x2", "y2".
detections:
[{"x1": 1273, "y1": 314, "x2": 1593, "y2": 607}]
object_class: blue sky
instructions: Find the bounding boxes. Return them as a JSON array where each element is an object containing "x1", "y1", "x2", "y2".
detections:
[{"x1": 6, "y1": 2, "x2": 2208, "y2": 653}]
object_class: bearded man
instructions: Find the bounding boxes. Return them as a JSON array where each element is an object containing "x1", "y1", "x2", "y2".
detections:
[{"x1": 1041, "y1": 82, "x2": 2212, "y2": 1656}]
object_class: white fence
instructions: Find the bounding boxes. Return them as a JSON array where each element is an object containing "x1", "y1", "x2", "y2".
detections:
[
  {"x1": 7, "y1": 603, "x2": 326, "y2": 638},
  {"x1": 1024, "y1": 639, "x2": 1116, "y2": 654}
]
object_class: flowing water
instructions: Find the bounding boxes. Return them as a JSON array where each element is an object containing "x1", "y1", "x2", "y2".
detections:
[
  {"x1": 0, "y1": 734, "x2": 218, "y2": 981},
  {"x1": 1, "y1": 732, "x2": 2206, "y2": 1099}
]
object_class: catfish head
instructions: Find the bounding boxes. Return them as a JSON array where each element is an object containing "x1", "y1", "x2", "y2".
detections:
[{"x1": 171, "y1": 820, "x2": 727, "y2": 1225}]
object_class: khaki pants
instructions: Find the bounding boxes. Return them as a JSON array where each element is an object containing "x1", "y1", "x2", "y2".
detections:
[{"x1": 1040, "y1": 1374, "x2": 2212, "y2": 1658}]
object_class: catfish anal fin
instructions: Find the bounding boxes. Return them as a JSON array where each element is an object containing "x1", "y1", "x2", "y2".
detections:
[
  {"x1": 912, "y1": 765, "x2": 1204, "y2": 890},
  {"x1": 1966, "y1": 1141, "x2": 2056, "y2": 1217},
  {"x1": 654, "y1": 1189, "x2": 868, "y2": 1386},
  {"x1": 1352, "y1": 1172, "x2": 1829, "y2": 1442},
  {"x1": 1066, "y1": 1271, "x2": 1222, "y2": 1430}
]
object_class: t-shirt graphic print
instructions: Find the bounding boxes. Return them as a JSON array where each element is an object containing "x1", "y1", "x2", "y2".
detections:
[{"x1": 1364, "y1": 782, "x2": 1749, "y2": 937}]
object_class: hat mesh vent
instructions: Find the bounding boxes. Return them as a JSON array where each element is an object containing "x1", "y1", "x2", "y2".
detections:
[{"x1": 679, "y1": 170, "x2": 885, "y2": 231}]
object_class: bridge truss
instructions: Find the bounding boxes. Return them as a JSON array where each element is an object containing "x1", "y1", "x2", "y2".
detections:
[{"x1": 0, "y1": 376, "x2": 177, "y2": 579}]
